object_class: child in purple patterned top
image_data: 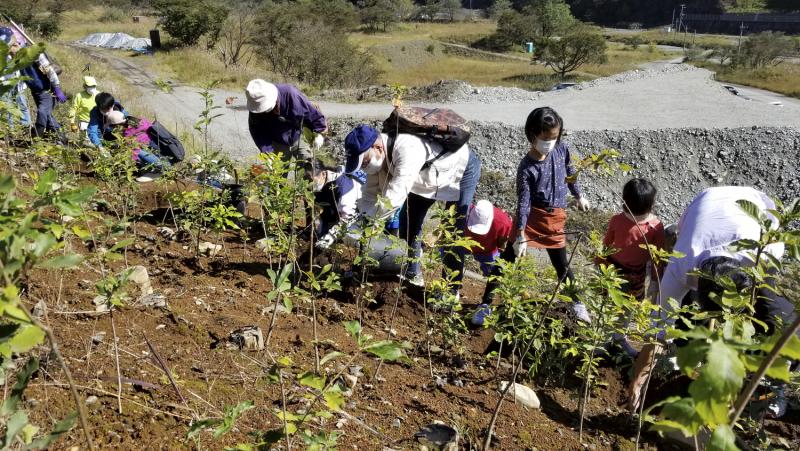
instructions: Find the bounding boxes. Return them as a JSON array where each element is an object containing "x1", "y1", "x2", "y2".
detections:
[{"x1": 489, "y1": 107, "x2": 592, "y2": 322}]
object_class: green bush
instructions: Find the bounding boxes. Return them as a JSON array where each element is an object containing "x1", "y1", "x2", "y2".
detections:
[{"x1": 152, "y1": 0, "x2": 228, "y2": 47}]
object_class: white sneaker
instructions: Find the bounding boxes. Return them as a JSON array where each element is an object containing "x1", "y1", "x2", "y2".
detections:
[
  {"x1": 399, "y1": 273, "x2": 424, "y2": 288},
  {"x1": 767, "y1": 388, "x2": 788, "y2": 419},
  {"x1": 135, "y1": 175, "x2": 154, "y2": 183}
]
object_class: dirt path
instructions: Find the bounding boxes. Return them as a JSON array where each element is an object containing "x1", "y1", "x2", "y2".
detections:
[{"x1": 72, "y1": 45, "x2": 800, "y2": 162}]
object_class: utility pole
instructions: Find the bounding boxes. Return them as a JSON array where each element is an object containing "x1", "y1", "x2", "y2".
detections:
[
  {"x1": 671, "y1": 8, "x2": 676, "y2": 32},
  {"x1": 679, "y1": 4, "x2": 687, "y2": 49},
  {"x1": 737, "y1": 22, "x2": 747, "y2": 54}
]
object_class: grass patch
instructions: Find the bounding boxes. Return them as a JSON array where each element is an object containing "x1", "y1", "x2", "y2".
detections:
[
  {"x1": 580, "y1": 43, "x2": 670, "y2": 77},
  {"x1": 383, "y1": 55, "x2": 543, "y2": 88},
  {"x1": 59, "y1": 7, "x2": 156, "y2": 42},
  {"x1": 695, "y1": 61, "x2": 800, "y2": 98},
  {"x1": 351, "y1": 20, "x2": 497, "y2": 48},
  {"x1": 608, "y1": 29, "x2": 735, "y2": 50},
  {"x1": 147, "y1": 47, "x2": 270, "y2": 91}
]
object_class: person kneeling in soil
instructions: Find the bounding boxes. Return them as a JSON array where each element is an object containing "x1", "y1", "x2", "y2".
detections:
[
  {"x1": 627, "y1": 186, "x2": 796, "y2": 416},
  {"x1": 313, "y1": 163, "x2": 367, "y2": 249},
  {"x1": 105, "y1": 111, "x2": 169, "y2": 182},
  {"x1": 491, "y1": 107, "x2": 591, "y2": 321},
  {"x1": 88, "y1": 92, "x2": 127, "y2": 151},
  {"x1": 462, "y1": 200, "x2": 513, "y2": 326},
  {"x1": 343, "y1": 124, "x2": 481, "y2": 299},
  {"x1": 68, "y1": 76, "x2": 99, "y2": 140}
]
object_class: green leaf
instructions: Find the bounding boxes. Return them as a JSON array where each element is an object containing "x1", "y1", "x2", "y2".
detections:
[
  {"x1": 31, "y1": 234, "x2": 57, "y2": 258},
  {"x1": 0, "y1": 324, "x2": 45, "y2": 359},
  {"x1": 1, "y1": 358, "x2": 38, "y2": 416},
  {"x1": 362, "y1": 340, "x2": 410, "y2": 362},
  {"x1": 0, "y1": 324, "x2": 21, "y2": 343},
  {"x1": 213, "y1": 401, "x2": 254, "y2": 439},
  {"x1": 736, "y1": 199, "x2": 765, "y2": 224},
  {"x1": 320, "y1": 351, "x2": 346, "y2": 367},
  {"x1": 298, "y1": 371, "x2": 326, "y2": 391},
  {"x1": 25, "y1": 412, "x2": 77, "y2": 450},
  {"x1": 2, "y1": 410, "x2": 29, "y2": 449},
  {"x1": 323, "y1": 386, "x2": 345, "y2": 411},
  {"x1": 37, "y1": 254, "x2": 84, "y2": 269},
  {"x1": 109, "y1": 238, "x2": 135, "y2": 252},
  {"x1": 647, "y1": 398, "x2": 704, "y2": 437},
  {"x1": 343, "y1": 320, "x2": 361, "y2": 339},
  {"x1": 707, "y1": 424, "x2": 739, "y2": 451},
  {"x1": 187, "y1": 418, "x2": 221, "y2": 439},
  {"x1": 704, "y1": 340, "x2": 745, "y2": 397},
  {"x1": 0, "y1": 175, "x2": 15, "y2": 194}
]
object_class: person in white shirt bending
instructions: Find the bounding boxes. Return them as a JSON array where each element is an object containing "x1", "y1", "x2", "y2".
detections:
[{"x1": 342, "y1": 124, "x2": 481, "y2": 296}]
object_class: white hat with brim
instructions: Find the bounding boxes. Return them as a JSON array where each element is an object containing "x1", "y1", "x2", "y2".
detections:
[
  {"x1": 106, "y1": 110, "x2": 126, "y2": 125},
  {"x1": 246, "y1": 79, "x2": 279, "y2": 114},
  {"x1": 467, "y1": 200, "x2": 494, "y2": 235}
]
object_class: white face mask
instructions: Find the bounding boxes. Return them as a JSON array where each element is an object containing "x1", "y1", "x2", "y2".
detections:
[
  {"x1": 534, "y1": 139, "x2": 557, "y2": 154},
  {"x1": 364, "y1": 150, "x2": 384, "y2": 175},
  {"x1": 101, "y1": 109, "x2": 111, "y2": 116},
  {"x1": 86, "y1": 87, "x2": 98, "y2": 95}
]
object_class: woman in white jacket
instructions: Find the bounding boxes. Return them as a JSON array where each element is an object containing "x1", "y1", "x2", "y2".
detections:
[{"x1": 343, "y1": 124, "x2": 481, "y2": 295}]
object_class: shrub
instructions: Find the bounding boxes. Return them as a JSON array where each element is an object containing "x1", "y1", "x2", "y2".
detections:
[
  {"x1": 540, "y1": 28, "x2": 608, "y2": 79},
  {"x1": 152, "y1": 0, "x2": 229, "y2": 47},
  {"x1": 253, "y1": 3, "x2": 380, "y2": 88}
]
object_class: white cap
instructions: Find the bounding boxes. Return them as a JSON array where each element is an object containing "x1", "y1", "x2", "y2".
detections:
[
  {"x1": 245, "y1": 79, "x2": 278, "y2": 114},
  {"x1": 106, "y1": 110, "x2": 126, "y2": 125},
  {"x1": 467, "y1": 200, "x2": 494, "y2": 235}
]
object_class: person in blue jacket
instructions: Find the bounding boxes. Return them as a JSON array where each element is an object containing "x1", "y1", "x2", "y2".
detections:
[
  {"x1": 2, "y1": 27, "x2": 65, "y2": 139},
  {"x1": 87, "y1": 92, "x2": 127, "y2": 150}
]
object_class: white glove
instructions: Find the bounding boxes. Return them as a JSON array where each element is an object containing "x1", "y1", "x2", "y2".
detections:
[
  {"x1": 316, "y1": 231, "x2": 335, "y2": 250},
  {"x1": 513, "y1": 234, "x2": 527, "y2": 258},
  {"x1": 576, "y1": 197, "x2": 590, "y2": 211},
  {"x1": 313, "y1": 134, "x2": 324, "y2": 150}
]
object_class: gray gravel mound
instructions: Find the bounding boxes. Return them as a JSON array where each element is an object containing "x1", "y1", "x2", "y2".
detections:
[
  {"x1": 568, "y1": 63, "x2": 699, "y2": 91},
  {"x1": 326, "y1": 119, "x2": 800, "y2": 222},
  {"x1": 316, "y1": 79, "x2": 540, "y2": 104},
  {"x1": 469, "y1": 124, "x2": 800, "y2": 223}
]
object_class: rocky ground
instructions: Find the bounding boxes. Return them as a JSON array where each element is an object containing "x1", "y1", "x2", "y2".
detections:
[{"x1": 324, "y1": 120, "x2": 800, "y2": 223}]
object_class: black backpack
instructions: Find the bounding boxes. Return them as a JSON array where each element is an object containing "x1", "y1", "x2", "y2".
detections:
[
  {"x1": 147, "y1": 121, "x2": 185, "y2": 164},
  {"x1": 382, "y1": 106, "x2": 471, "y2": 171}
]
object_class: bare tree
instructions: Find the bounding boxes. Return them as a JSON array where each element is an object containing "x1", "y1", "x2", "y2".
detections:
[{"x1": 217, "y1": 6, "x2": 256, "y2": 68}]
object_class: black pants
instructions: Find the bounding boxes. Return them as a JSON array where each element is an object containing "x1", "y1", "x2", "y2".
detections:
[{"x1": 482, "y1": 241, "x2": 574, "y2": 303}]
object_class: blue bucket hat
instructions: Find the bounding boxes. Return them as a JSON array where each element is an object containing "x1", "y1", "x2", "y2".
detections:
[{"x1": 344, "y1": 125, "x2": 379, "y2": 174}]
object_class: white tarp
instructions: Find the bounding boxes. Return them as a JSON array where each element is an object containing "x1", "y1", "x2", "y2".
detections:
[{"x1": 78, "y1": 33, "x2": 151, "y2": 50}]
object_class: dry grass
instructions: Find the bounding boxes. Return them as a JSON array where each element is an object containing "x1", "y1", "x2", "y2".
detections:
[
  {"x1": 607, "y1": 29, "x2": 736, "y2": 50},
  {"x1": 147, "y1": 47, "x2": 273, "y2": 91},
  {"x1": 696, "y1": 61, "x2": 800, "y2": 99},
  {"x1": 581, "y1": 42, "x2": 670, "y2": 77},
  {"x1": 351, "y1": 20, "x2": 497, "y2": 48},
  {"x1": 385, "y1": 55, "x2": 543, "y2": 87},
  {"x1": 59, "y1": 7, "x2": 156, "y2": 42}
]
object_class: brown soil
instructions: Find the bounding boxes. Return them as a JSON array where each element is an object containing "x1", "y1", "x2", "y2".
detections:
[{"x1": 10, "y1": 180, "x2": 800, "y2": 451}]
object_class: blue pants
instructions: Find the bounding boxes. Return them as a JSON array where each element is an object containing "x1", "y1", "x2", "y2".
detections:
[
  {"x1": 137, "y1": 148, "x2": 169, "y2": 174},
  {"x1": 401, "y1": 150, "x2": 481, "y2": 286},
  {"x1": 2, "y1": 88, "x2": 31, "y2": 129},
  {"x1": 31, "y1": 90, "x2": 60, "y2": 137},
  {"x1": 474, "y1": 250, "x2": 501, "y2": 276}
]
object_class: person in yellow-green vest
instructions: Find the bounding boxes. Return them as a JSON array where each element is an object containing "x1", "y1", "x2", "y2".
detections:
[{"x1": 68, "y1": 76, "x2": 99, "y2": 134}]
